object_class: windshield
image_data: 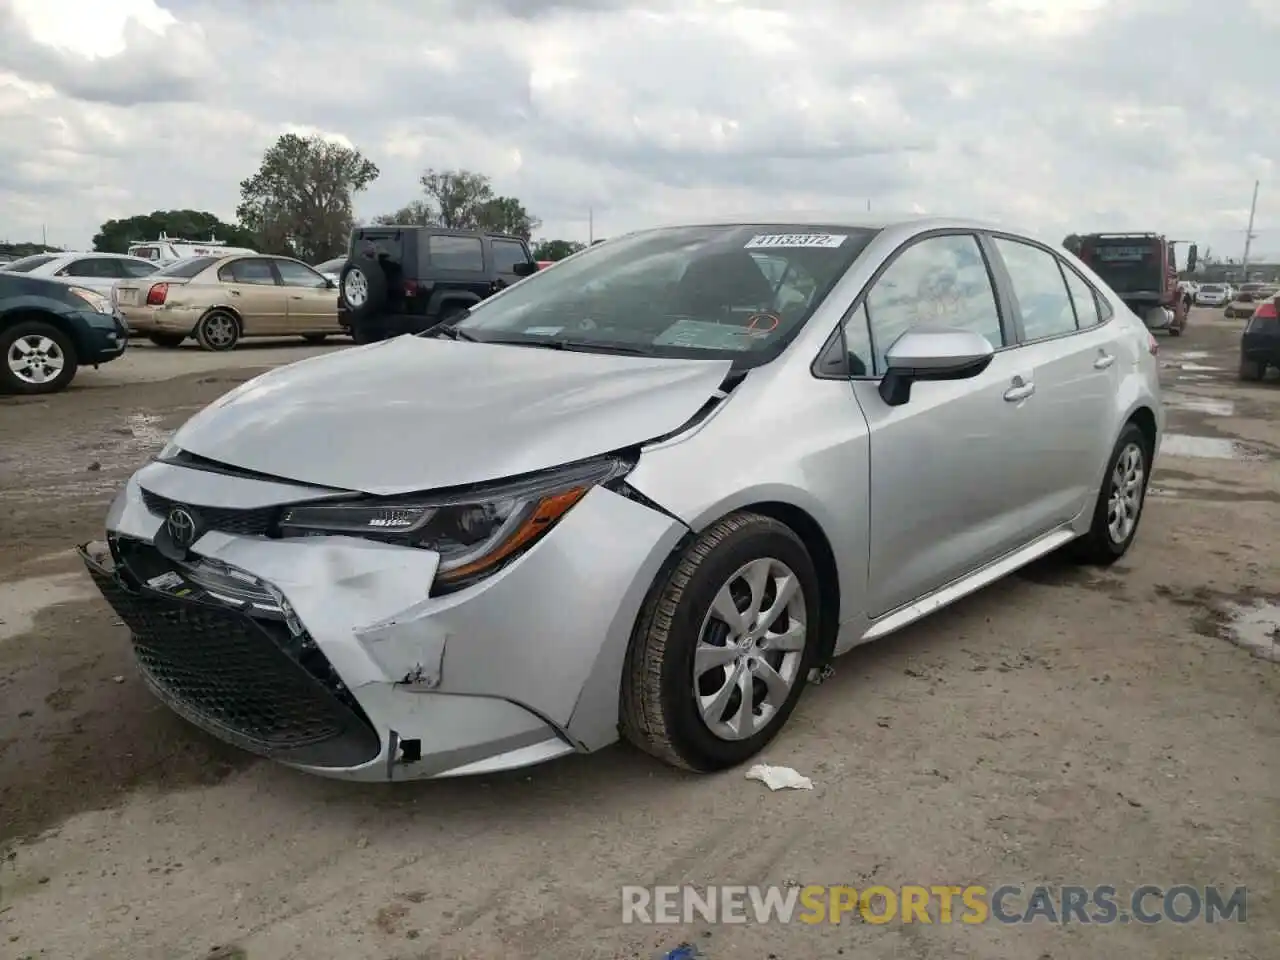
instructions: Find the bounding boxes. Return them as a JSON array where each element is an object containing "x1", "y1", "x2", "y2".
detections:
[
  {"x1": 158, "y1": 256, "x2": 219, "y2": 279},
  {"x1": 315, "y1": 258, "x2": 345, "y2": 274},
  {"x1": 452, "y1": 224, "x2": 878, "y2": 363},
  {"x1": 4, "y1": 254, "x2": 59, "y2": 273},
  {"x1": 1200, "y1": 284, "x2": 1223, "y2": 293}
]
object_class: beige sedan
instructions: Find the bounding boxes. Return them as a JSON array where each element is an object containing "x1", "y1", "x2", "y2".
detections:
[{"x1": 114, "y1": 254, "x2": 345, "y2": 351}]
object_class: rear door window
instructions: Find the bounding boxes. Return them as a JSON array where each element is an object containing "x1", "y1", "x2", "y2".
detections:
[
  {"x1": 219, "y1": 258, "x2": 279, "y2": 285},
  {"x1": 1061, "y1": 264, "x2": 1101, "y2": 329},
  {"x1": 429, "y1": 235, "x2": 485, "y2": 272},
  {"x1": 991, "y1": 237, "x2": 1077, "y2": 341}
]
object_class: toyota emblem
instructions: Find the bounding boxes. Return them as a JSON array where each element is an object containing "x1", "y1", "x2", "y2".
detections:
[{"x1": 166, "y1": 506, "x2": 198, "y2": 549}]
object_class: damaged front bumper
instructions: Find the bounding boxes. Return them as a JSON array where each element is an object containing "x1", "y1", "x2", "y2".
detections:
[{"x1": 82, "y1": 461, "x2": 686, "y2": 781}]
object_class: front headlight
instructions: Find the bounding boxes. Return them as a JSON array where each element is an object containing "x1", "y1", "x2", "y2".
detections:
[
  {"x1": 68, "y1": 286, "x2": 113, "y2": 314},
  {"x1": 277, "y1": 456, "x2": 634, "y2": 591}
]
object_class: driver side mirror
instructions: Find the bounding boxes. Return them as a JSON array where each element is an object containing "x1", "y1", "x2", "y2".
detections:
[
  {"x1": 512, "y1": 261, "x2": 537, "y2": 277},
  {"x1": 325, "y1": 277, "x2": 336, "y2": 289},
  {"x1": 1186, "y1": 244, "x2": 1198, "y2": 273},
  {"x1": 878, "y1": 327, "x2": 995, "y2": 407}
]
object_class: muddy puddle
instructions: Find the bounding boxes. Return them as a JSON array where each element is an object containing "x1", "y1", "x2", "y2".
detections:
[
  {"x1": 1220, "y1": 601, "x2": 1280, "y2": 662},
  {"x1": 0, "y1": 571, "x2": 96, "y2": 641},
  {"x1": 1161, "y1": 392, "x2": 1235, "y2": 416},
  {"x1": 1159, "y1": 433, "x2": 1266, "y2": 461}
]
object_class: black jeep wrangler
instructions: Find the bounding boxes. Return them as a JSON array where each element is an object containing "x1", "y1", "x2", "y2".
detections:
[{"x1": 337, "y1": 225, "x2": 538, "y2": 342}]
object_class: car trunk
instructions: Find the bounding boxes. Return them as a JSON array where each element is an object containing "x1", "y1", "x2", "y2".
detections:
[{"x1": 112, "y1": 276, "x2": 192, "y2": 308}]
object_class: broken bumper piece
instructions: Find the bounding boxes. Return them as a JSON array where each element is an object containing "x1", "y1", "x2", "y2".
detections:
[{"x1": 80, "y1": 466, "x2": 685, "y2": 781}]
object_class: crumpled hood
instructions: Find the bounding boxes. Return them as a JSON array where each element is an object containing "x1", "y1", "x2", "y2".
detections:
[{"x1": 171, "y1": 336, "x2": 733, "y2": 495}]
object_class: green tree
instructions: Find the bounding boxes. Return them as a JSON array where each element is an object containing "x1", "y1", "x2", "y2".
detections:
[
  {"x1": 418, "y1": 168, "x2": 494, "y2": 229},
  {"x1": 236, "y1": 133, "x2": 379, "y2": 263},
  {"x1": 532, "y1": 239, "x2": 585, "y2": 261},
  {"x1": 92, "y1": 210, "x2": 254, "y2": 254},
  {"x1": 371, "y1": 200, "x2": 434, "y2": 226},
  {"x1": 476, "y1": 196, "x2": 541, "y2": 240}
]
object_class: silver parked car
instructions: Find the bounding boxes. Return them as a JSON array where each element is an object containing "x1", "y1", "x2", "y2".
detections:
[{"x1": 80, "y1": 217, "x2": 1163, "y2": 781}]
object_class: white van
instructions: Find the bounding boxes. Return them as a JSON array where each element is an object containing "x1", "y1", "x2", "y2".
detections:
[{"x1": 127, "y1": 233, "x2": 257, "y2": 266}]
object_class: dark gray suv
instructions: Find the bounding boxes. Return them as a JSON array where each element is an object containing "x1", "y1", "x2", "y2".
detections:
[{"x1": 337, "y1": 225, "x2": 537, "y2": 343}]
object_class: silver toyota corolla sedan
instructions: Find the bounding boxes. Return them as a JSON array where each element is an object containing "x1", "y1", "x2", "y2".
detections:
[{"x1": 80, "y1": 217, "x2": 1163, "y2": 781}]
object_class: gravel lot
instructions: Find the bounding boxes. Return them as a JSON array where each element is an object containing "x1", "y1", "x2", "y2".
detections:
[{"x1": 1, "y1": 316, "x2": 1276, "y2": 960}]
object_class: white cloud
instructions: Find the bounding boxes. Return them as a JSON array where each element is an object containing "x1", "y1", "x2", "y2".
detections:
[{"x1": 0, "y1": 0, "x2": 1276, "y2": 261}]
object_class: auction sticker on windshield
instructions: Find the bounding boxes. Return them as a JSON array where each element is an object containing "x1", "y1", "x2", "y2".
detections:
[{"x1": 745, "y1": 234, "x2": 847, "y2": 249}]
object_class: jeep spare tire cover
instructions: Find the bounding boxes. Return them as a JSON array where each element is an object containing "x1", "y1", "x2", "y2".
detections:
[{"x1": 340, "y1": 256, "x2": 388, "y2": 319}]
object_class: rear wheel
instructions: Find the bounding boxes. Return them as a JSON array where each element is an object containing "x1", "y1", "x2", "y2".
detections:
[
  {"x1": 620, "y1": 512, "x2": 820, "y2": 772},
  {"x1": 194, "y1": 310, "x2": 240, "y2": 352},
  {"x1": 1239, "y1": 357, "x2": 1264, "y2": 381},
  {"x1": 1071, "y1": 423, "x2": 1150, "y2": 566},
  {"x1": 148, "y1": 333, "x2": 185, "y2": 348},
  {"x1": 0, "y1": 320, "x2": 78, "y2": 395}
]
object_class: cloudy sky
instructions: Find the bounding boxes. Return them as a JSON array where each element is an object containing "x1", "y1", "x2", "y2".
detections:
[{"x1": 2, "y1": 0, "x2": 1278, "y2": 261}]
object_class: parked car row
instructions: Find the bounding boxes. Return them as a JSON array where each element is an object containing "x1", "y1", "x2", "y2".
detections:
[{"x1": 1225, "y1": 282, "x2": 1280, "y2": 319}]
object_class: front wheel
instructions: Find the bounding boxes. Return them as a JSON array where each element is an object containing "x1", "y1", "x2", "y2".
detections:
[
  {"x1": 0, "y1": 320, "x2": 78, "y2": 395},
  {"x1": 1071, "y1": 423, "x2": 1151, "y2": 566},
  {"x1": 620, "y1": 512, "x2": 820, "y2": 772}
]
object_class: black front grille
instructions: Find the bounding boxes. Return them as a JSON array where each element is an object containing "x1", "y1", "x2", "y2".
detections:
[
  {"x1": 84, "y1": 556, "x2": 381, "y2": 769},
  {"x1": 140, "y1": 488, "x2": 278, "y2": 537}
]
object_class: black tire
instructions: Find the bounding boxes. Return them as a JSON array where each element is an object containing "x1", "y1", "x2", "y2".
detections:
[
  {"x1": 620, "y1": 512, "x2": 821, "y2": 772},
  {"x1": 148, "y1": 333, "x2": 185, "y2": 348},
  {"x1": 194, "y1": 309, "x2": 240, "y2": 352},
  {"x1": 0, "y1": 320, "x2": 78, "y2": 395},
  {"x1": 302, "y1": 334, "x2": 328, "y2": 344},
  {"x1": 1071, "y1": 422, "x2": 1152, "y2": 566},
  {"x1": 1169, "y1": 325, "x2": 1182, "y2": 337},
  {"x1": 1239, "y1": 357, "x2": 1264, "y2": 381}
]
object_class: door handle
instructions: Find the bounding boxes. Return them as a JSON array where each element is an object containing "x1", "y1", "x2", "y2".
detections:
[
  {"x1": 229, "y1": 289, "x2": 241, "y2": 296},
  {"x1": 1004, "y1": 380, "x2": 1035, "y2": 402},
  {"x1": 1094, "y1": 353, "x2": 1115, "y2": 369},
  {"x1": 289, "y1": 295, "x2": 303, "y2": 300}
]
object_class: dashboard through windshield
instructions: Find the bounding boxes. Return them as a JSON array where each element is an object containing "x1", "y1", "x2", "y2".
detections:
[{"x1": 448, "y1": 224, "x2": 880, "y2": 364}]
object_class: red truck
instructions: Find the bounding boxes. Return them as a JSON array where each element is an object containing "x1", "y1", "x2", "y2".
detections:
[{"x1": 1064, "y1": 233, "x2": 1197, "y2": 336}]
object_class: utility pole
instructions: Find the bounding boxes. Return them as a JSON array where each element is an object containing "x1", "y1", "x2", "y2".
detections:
[
  {"x1": 588, "y1": 207, "x2": 594, "y2": 244},
  {"x1": 1241, "y1": 179, "x2": 1259, "y2": 281},
  {"x1": 42, "y1": 224, "x2": 47, "y2": 248}
]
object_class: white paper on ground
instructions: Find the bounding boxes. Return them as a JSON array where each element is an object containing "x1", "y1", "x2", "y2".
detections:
[{"x1": 745, "y1": 763, "x2": 814, "y2": 791}]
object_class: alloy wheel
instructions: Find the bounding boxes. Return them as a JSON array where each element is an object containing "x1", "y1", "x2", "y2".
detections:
[
  {"x1": 6, "y1": 334, "x2": 65, "y2": 386},
  {"x1": 344, "y1": 270, "x2": 368, "y2": 308},
  {"x1": 1107, "y1": 441, "x2": 1146, "y2": 544},
  {"x1": 694, "y1": 557, "x2": 807, "y2": 741}
]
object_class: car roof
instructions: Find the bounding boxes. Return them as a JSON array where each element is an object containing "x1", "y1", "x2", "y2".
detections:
[{"x1": 611, "y1": 214, "x2": 1058, "y2": 248}]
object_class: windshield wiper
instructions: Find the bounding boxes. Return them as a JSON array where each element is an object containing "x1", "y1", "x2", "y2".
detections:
[
  {"x1": 475, "y1": 335, "x2": 655, "y2": 355},
  {"x1": 427, "y1": 318, "x2": 480, "y2": 341}
]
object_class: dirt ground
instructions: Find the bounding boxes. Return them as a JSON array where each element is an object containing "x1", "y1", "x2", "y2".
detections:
[{"x1": 0, "y1": 319, "x2": 1276, "y2": 960}]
